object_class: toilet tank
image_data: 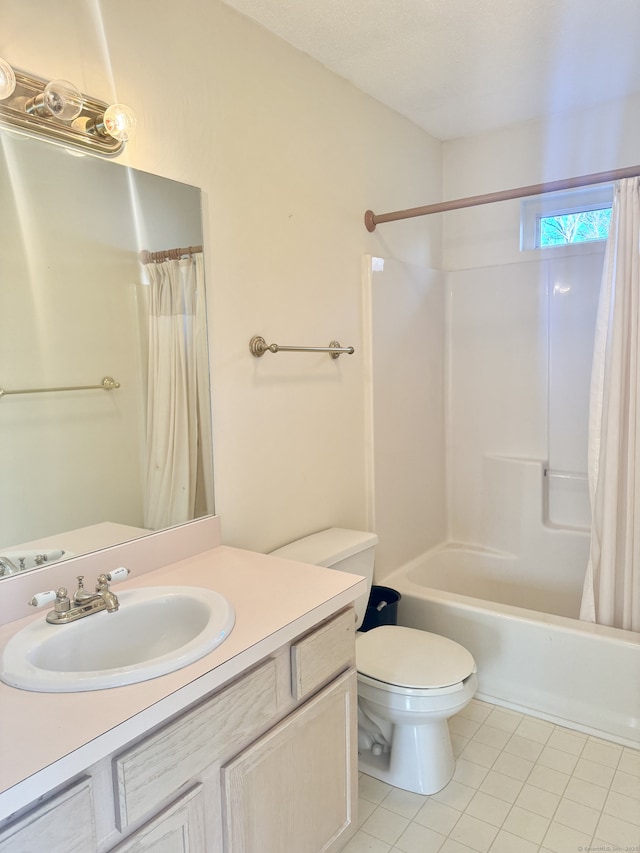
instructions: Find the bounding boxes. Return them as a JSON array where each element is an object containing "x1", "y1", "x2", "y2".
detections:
[{"x1": 270, "y1": 528, "x2": 378, "y2": 629}]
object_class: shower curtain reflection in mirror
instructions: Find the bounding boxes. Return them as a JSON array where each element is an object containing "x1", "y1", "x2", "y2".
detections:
[{"x1": 143, "y1": 253, "x2": 213, "y2": 529}]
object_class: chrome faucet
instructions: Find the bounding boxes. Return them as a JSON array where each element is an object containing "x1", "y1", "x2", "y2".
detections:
[
  {"x1": 0, "y1": 553, "x2": 49, "y2": 575},
  {"x1": 40, "y1": 574, "x2": 122, "y2": 625},
  {"x1": 0, "y1": 556, "x2": 19, "y2": 576},
  {"x1": 73, "y1": 574, "x2": 120, "y2": 609}
]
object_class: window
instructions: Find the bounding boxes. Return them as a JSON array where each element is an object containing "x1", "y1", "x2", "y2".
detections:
[
  {"x1": 521, "y1": 185, "x2": 613, "y2": 250},
  {"x1": 539, "y1": 207, "x2": 611, "y2": 246}
]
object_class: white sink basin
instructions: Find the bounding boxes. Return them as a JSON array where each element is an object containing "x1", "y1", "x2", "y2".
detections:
[{"x1": 0, "y1": 586, "x2": 235, "y2": 692}]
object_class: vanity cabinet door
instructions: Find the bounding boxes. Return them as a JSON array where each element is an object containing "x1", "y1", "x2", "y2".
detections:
[
  {"x1": 0, "y1": 778, "x2": 95, "y2": 853},
  {"x1": 222, "y1": 668, "x2": 357, "y2": 853},
  {"x1": 110, "y1": 786, "x2": 205, "y2": 853}
]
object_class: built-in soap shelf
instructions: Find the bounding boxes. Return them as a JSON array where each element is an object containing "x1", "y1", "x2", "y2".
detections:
[{"x1": 544, "y1": 465, "x2": 590, "y2": 531}]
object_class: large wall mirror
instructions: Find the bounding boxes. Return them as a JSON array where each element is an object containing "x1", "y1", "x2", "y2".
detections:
[{"x1": 0, "y1": 130, "x2": 214, "y2": 578}]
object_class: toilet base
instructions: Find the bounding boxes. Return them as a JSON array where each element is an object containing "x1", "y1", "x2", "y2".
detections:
[{"x1": 358, "y1": 717, "x2": 456, "y2": 795}]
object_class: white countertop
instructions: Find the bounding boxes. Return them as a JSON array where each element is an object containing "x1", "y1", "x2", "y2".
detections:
[{"x1": 0, "y1": 544, "x2": 366, "y2": 821}]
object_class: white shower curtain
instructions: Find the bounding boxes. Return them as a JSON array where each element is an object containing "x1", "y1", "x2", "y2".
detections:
[
  {"x1": 193, "y1": 253, "x2": 214, "y2": 516},
  {"x1": 143, "y1": 254, "x2": 212, "y2": 529},
  {"x1": 580, "y1": 178, "x2": 640, "y2": 631}
]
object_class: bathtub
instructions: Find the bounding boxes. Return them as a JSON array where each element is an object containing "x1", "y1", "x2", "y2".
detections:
[{"x1": 385, "y1": 544, "x2": 640, "y2": 747}]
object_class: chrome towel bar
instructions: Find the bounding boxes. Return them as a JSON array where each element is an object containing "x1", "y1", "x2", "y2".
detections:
[
  {"x1": 249, "y1": 336, "x2": 354, "y2": 359},
  {"x1": 0, "y1": 376, "x2": 121, "y2": 399}
]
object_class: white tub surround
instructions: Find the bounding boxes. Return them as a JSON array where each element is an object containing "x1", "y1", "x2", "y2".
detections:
[
  {"x1": 0, "y1": 521, "x2": 366, "y2": 840},
  {"x1": 387, "y1": 545, "x2": 640, "y2": 748}
]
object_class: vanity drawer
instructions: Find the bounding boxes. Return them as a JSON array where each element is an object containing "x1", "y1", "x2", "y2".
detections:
[
  {"x1": 0, "y1": 778, "x2": 95, "y2": 853},
  {"x1": 290, "y1": 607, "x2": 355, "y2": 701},
  {"x1": 114, "y1": 657, "x2": 278, "y2": 830}
]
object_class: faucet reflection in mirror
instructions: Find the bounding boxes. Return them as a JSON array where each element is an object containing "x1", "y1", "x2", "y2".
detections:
[{"x1": 0, "y1": 57, "x2": 135, "y2": 155}]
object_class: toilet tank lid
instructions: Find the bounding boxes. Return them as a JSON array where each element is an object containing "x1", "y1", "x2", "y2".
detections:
[{"x1": 270, "y1": 528, "x2": 379, "y2": 567}]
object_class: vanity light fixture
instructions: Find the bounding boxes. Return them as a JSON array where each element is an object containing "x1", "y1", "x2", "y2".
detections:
[
  {"x1": 0, "y1": 57, "x2": 16, "y2": 100},
  {"x1": 0, "y1": 58, "x2": 136, "y2": 156}
]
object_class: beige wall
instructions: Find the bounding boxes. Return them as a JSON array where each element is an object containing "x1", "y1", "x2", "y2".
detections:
[
  {"x1": 0, "y1": 0, "x2": 442, "y2": 554},
  {"x1": 364, "y1": 259, "x2": 446, "y2": 580}
]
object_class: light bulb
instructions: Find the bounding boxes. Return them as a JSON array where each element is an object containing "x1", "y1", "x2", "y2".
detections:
[
  {"x1": 25, "y1": 78, "x2": 84, "y2": 120},
  {"x1": 102, "y1": 103, "x2": 136, "y2": 141},
  {"x1": 0, "y1": 57, "x2": 16, "y2": 100},
  {"x1": 42, "y1": 79, "x2": 84, "y2": 120}
]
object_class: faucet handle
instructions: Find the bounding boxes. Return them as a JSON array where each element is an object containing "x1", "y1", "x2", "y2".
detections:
[
  {"x1": 106, "y1": 567, "x2": 130, "y2": 583},
  {"x1": 29, "y1": 587, "x2": 70, "y2": 611},
  {"x1": 29, "y1": 589, "x2": 57, "y2": 607},
  {"x1": 95, "y1": 574, "x2": 120, "y2": 613},
  {"x1": 53, "y1": 588, "x2": 71, "y2": 613}
]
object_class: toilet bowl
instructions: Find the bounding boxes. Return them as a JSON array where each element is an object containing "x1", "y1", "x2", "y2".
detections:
[
  {"x1": 270, "y1": 528, "x2": 478, "y2": 794},
  {"x1": 356, "y1": 625, "x2": 477, "y2": 793}
]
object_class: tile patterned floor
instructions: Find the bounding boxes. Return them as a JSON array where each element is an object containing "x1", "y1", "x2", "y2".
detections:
[{"x1": 344, "y1": 699, "x2": 640, "y2": 853}]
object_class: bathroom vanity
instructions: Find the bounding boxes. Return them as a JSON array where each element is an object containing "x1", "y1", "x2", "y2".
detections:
[{"x1": 0, "y1": 518, "x2": 366, "y2": 852}]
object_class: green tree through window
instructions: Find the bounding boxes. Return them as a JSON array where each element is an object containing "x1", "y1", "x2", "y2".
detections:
[{"x1": 539, "y1": 207, "x2": 611, "y2": 246}]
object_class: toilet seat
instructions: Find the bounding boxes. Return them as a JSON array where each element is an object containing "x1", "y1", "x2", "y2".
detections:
[
  {"x1": 358, "y1": 670, "x2": 473, "y2": 697},
  {"x1": 356, "y1": 625, "x2": 476, "y2": 693}
]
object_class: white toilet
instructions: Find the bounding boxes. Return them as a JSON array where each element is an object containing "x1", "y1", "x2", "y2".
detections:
[{"x1": 270, "y1": 528, "x2": 478, "y2": 795}]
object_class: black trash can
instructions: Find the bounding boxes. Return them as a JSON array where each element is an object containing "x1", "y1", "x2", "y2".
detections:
[{"x1": 359, "y1": 585, "x2": 402, "y2": 632}]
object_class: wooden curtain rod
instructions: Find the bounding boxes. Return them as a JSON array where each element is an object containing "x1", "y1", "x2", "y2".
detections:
[
  {"x1": 139, "y1": 245, "x2": 203, "y2": 264},
  {"x1": 364, "y1": 164, "x2": 640, "y2": 232}
]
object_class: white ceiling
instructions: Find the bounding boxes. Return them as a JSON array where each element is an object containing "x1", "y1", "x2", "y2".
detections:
[{"x1": 222, "y1": 0, "x2": 640, "y2": 140}]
